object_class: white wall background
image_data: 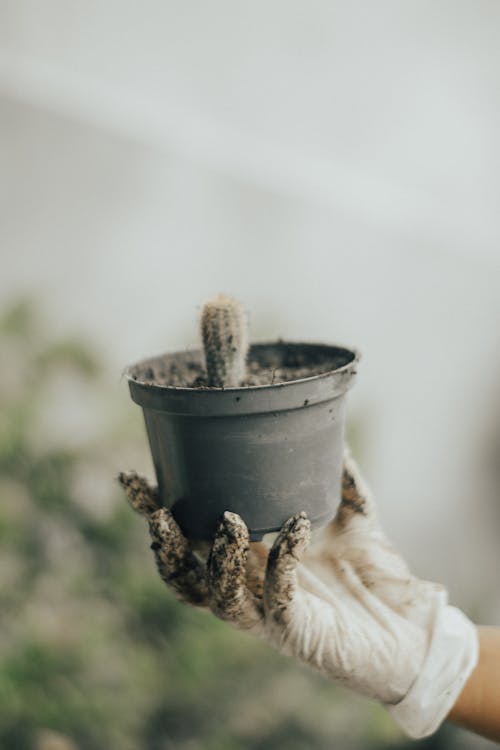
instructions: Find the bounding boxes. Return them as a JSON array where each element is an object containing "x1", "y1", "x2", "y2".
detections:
[{"x1": 1, "y1": 1, "x2": 500, "y2": 624}]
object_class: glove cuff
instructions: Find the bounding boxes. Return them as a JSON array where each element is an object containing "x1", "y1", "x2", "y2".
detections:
[{"x1": 387, "y1": 600, "x2": 479, "y2": 739}]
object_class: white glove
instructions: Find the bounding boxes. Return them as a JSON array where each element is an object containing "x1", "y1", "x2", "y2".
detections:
[{"x1": 119, "y1": 451, "x2": 478, "y2": 739}]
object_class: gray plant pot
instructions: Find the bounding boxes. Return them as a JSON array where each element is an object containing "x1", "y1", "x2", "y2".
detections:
[{"x1": 126, "y1": 341, "x2": 359, "y2": 541}]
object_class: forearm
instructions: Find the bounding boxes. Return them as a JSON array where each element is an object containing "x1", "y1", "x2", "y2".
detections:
[{"x1": 447, "y1": 626, "x2": 500, "y2": 742}]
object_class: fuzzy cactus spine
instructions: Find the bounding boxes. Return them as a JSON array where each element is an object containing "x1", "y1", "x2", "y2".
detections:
[{"x1": 200, "y1": 294, "x2": 249, "y2": 387}]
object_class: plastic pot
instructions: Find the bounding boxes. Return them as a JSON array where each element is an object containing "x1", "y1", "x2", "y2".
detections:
[{"x1": 126, "y1": 341, "x2": 359, "y2": 541}]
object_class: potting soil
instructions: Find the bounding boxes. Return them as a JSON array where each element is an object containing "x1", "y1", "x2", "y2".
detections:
[{"x1": 131, "y1": 342, "x2": 348, "y2": 388}]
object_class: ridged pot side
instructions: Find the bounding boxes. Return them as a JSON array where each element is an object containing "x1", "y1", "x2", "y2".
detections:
[{"x1": 127, "y1": 342, "x2": 359, "y2": 541}]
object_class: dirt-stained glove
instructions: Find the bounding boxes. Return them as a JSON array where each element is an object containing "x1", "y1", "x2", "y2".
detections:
[{"x1": 118, "y1": 450, "x2": 478, "y2": 739}]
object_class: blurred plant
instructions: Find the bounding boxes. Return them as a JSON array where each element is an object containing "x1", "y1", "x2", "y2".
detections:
[{"x1": 0, "y1": 299, "x2": 462, "y2": 750}]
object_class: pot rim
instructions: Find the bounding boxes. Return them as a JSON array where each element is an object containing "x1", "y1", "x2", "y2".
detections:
[
  {"x1": 125, "y1": 339, "x2": 361, "y2": 393},
  {"x1": 126, "y1": 341, "x2": 360, "y2": 415}
]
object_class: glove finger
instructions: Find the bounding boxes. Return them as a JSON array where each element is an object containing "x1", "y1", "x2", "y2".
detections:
[
  {"x1": 118, "y1": 471, "x2": 160, "y2": 516},
  {"x1": 326, "y1": 454, "x2": 421, "y2": 612},
  {"x1": 148, "y1": 507, "x2": 209, "y2": 607},
  {"x1": 332, "y1": 449, "x2": 379, "y2": 532},
  {"x1": 264, "y1": 512, "x2": 311, "y2": 627},
  {"x1": 207, "y1": 512, "x2": 263, "y2": 629}
]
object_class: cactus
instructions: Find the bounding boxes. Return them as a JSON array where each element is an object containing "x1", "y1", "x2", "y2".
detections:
[{"x1": 200, "y1": 294, "x2": 249, "y2": 387}]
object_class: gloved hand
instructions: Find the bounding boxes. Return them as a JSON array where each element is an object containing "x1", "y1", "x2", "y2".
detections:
[{"x1": 118, "y1": 450, "x2": 478, "y2": 739}]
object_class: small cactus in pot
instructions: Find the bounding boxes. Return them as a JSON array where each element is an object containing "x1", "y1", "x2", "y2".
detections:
[
  {"x1": 200, "y1": 294, "x2": 249, "y2": 388},
  {"x1": 125, "y1": 295, "x2": 359, "y2": 541}
]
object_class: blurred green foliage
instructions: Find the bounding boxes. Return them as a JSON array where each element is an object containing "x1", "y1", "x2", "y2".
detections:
[{"x1": 0, "y1": 300, "x2": 461, "y2": 750}]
